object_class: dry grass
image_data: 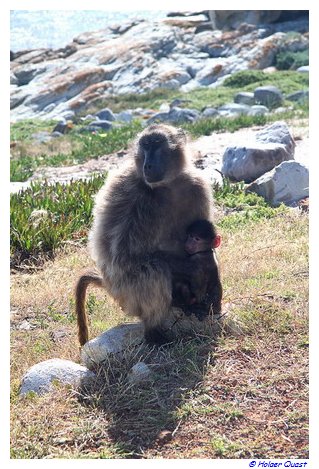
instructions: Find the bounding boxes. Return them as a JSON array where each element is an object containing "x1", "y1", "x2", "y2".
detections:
[{"x1": 10, "y1": 210, "x2": 308, "y2": 459}]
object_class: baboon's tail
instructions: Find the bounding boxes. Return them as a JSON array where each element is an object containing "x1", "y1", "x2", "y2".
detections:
[{"x1": 75, "y1": 269, "x2": 104, "y2": 346}]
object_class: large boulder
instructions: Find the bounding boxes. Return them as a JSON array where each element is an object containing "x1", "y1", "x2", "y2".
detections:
[
  {"x1": 221, "y1": 121, "x2": 295, "y2": 183},
  {"x1": 254, "y1": 85, "x2": 283, "y2": 108},
  {"x1": 20, "y1": 359, "x2": 96, "y2": 396},
  {"x1": 246, "y1": 161, "x2": 309, "y2": 206}
]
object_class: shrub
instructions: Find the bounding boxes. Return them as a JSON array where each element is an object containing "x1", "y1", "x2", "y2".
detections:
[
  {"x1": 10, "y1": 177, "x2": 105, "y2": 266},
  {"x1": 275, "y1": 49, "x2": 309, "y2": 70},
  {"x1": 223, "y1": 70, "x2": 267, "y2": 88}
]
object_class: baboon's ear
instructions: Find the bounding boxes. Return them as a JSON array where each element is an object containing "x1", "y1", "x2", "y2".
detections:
[{"x1": 177, "y1": 128, "x2": 187, "y2": 144}]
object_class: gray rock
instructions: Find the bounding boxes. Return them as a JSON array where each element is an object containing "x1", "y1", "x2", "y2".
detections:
[
  {"x1": 255, "y1": 121, "x2": 295, "y2": 156},
  {"x1": 51, "y1": 131, "x2": 64, "y2": 138},
  {"x1": 202, "y1": 107, "x2": 219, "y2": 118},
  {"x1": 286, "y1": 90, "x2": 309, "y2": 103},
  {"x1": 221, "y1": 121, "x2": 295, "y2": 183},
  {"x1": 147, "y1": 107, "x2": 200, "y2": 124},
  {"x1": 246, "y1": 161, "x2": 309, "y2": 206},
  {"x1": 128, "y1": 362, "x2": 152, "y2": 384},
  {"x1": 59, "y1": 110, "x2": 75, "y2": 121},
  {"x1": 116, "y1": 110, "x2": 133, "y2": 123},
  {"x1": 168, "y1": 107, "x2": 200, "y2": 123},
  {"x1": 95, "y1": 108, "x2": 116, "y2": 121},
  {"x1": 158, "y1": 78, "x2": 181, "y2": 90},
  {"x1": 31, "y1": 131, "x2": 53, "y2": 143},
  {"x1": 10, "y1": 73, "x2": 18, "y2": 85},
  {"x1": 254, "y1": 86, "x2": 283, "y2": 108},
  {"x1": 20, "y1": 359, "x2": 96, "y2": 396},
  {"x1": 234, "y1": 92, "x2": 255, "y2": 106},
  {"x1": 86, "y1": 120, "x2": 113, "y2": 131},
  {"x1": 248, "y1": 105, "x2": 269, "y2": 116},
  {"x1": 42, "y1": 103, "x2": 56, "y2": 113},
  {"x1": 81, "y1": 323, "x2": 145, "y2": 369},
  {"x1": 218, "y1": 103, "x2": 250, "y2": 116},
  {"x1": 297, "y1": 65, "x2": 309, "y2": 73}
]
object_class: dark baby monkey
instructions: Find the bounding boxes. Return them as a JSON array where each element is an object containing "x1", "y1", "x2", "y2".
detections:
[{"x1": 172, "y1": 219, "x2": 222, "y2": 320}]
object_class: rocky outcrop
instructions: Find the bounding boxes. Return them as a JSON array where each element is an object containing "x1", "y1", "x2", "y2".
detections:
[{"x1": 10, "y1": 16, "x2": 308, "y2": 122}]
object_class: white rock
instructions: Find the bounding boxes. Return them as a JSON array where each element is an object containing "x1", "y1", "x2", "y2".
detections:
[
  {"x1": 20, "y1": 358, "x2": 95, "y2": 396},
  {"x1": 222, "y1": 121, "x2": 295, "y2": 182},
  {"x1": 128, "y1": 362, "x2": 152, "y2": 384},
  {"x1": 297, "y1": 65, "x2": 309, "y2": 73},
  {"x1": 246, "y1": 160, "x2": 309, "y2": 206},
  {"x1": 81, "y1": 323, "x2": 145, "y2": 369}
]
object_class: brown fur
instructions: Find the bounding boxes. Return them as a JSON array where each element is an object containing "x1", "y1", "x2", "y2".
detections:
[
  {"x1": 75, "y1": 269, "x2": 104, "y2": 345},
  {"x1": 76, "y1": 124, "x2": 214, "y2": 345}
]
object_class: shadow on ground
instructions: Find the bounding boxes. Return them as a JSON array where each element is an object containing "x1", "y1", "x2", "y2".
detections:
[{"x1": 78, "y1": 319, "x2": 221, "y2": 457}]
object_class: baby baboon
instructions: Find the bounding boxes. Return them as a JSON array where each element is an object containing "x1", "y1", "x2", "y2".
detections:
[
  {"x1": 76, "y1": 124, "x2": 214, "y2": 346},
  {"x1": 172, "y1": 219, "x2": 222, "y2": 320}
]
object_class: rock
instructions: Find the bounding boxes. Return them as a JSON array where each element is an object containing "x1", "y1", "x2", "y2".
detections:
[
  {"x1": 81, "y1": 323, "x2": 145, "y2": 369},
  {"x1": 61, "y1": 111, "x2": 75, "y2": 121},
  {"x1": 246, "y1": 161, "x2": 309, "y2": 206},
  {"x1": 218, "y1": 103, "x2": 250, "y2": 116},
  {"x1": 86, "y1": 120, "x2": 113, "y2": 131},
  {"x1": 95, "y1": 108, "x2": 116, "y2": 121},
  {"x1": 116, "y1": 110, "x2": 133, "y2": 123},
  {"x1": 247, "y1": 105, "x2": 269, "y2": 116},
  {"x1": 234, "y1": 92, "x2": 255, "y2": 106},
  {"x1": 20, "y1": 359, "x2": 96, "y2": 396},
  {"x1": 286, "y1": 90, "x2": 309, "y2": 103},
  {"x1": 31, "y1": 131, "x2": 53, "y2": 143},
  {"x1": 127, "y1": 362, "x2": 152, "y2": 384},
  {"x1": 221, "y1": 121, "x2": 295, "y2": 182},
  {"x1": 202, "y1": 107, "x2": 219, "y2": 118},
  {"x1": 147, "y1": 107, "x2": 200, "y2": 124},
  {"x1": 10, "y1": 19, "x2": 309, "y2": 121},
  {"x1": 255, "y1": 121, "x2": 296, "y2": 156},
  {"x1": 254, "y1": 85, "x2": 283, "y2": 108},
  {"x1": 297, "y1": 65, "x2": 309, "y2": 73},
  {"x1": 208, "y1": 10, "x2": 282, "y2": 30},
  {"x1": 196, "y1": 59, "x2": 228, "y2": 86}
]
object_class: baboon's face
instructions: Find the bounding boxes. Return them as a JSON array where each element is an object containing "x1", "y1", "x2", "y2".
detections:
[{"x1": 136, "y1": 125, "x2": 186, "y2": 187}]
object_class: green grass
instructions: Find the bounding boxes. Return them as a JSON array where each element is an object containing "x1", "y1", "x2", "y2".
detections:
[
  {"x1": 86, "y1": 70, "x2": 309, "y2": 114},
  {"x1": 10, "y1": 119, "x2": 57, "y2": 141},
  {"x1": 11, "y1": 121, "x2": 143, "y2": 181}
]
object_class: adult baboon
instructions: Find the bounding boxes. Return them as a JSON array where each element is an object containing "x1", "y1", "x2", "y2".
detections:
[{"x1": 76, "y1": 124, "x2": 214, "y2": 345}]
